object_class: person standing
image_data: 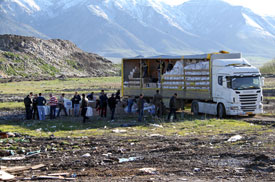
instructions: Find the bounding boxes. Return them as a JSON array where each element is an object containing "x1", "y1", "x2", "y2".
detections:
[
  {"x1": 32, "y1": 94, "x2": 39, "y2": 120},
  {"x1": 81, "y1": 94, "x2": 89, "y2": 123},
  {"x1": 137, "y1": 94, "x2": 145, "y2": 122},
  {"x1": 87, "y1": 92, "x2": 94, "y2": 101},
  {"x1": 71, "y1": 92, "x2": 81, "y2": 117},
  {"x1": 115, "y1": 90, "x2": 120, "y2": 101},
  {"x1": 99, "y1": 93, "x2": 108, "y2": 118},
  {"x1": 153, "y1": 90, "x2": 163, "y2": 117},
  {"x1": 168, "y1": 93, "x2": 177, "y2": 121},
  {"x1": 49, "y1": 93, "x2": 57, "y2": 119},
  {"x1": 142, "y1": 61, "x2": 148, "y2": 78},
  {"x1": 127, "y1": 96, "x2": 134, "y2": 113},
  {"x1": 108, "y1": 93, "x2": 117, "y2": 121},
  {"x1": 37, "y1": 93, "x2": 47, "y2": 120},
  {"x1": 24, "y1": 93, "x2": 32, "y2": 120},
  {"x1": 57, "y1": 93, "x2": 68, "y2": 117}
]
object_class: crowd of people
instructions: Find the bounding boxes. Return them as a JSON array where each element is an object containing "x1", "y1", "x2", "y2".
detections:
[
  {"x1": 24, "y1": 90, "x2": 121, "y2": 123},
  {"x1": 24, "y1": 89, "x2": 181, "y2": 123}
]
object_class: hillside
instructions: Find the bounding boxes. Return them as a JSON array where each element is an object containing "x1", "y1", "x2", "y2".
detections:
[{"x1": 0, "y1": 34, "x2": 118, "y2": 78}]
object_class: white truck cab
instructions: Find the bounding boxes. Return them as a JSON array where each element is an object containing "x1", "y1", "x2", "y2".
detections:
[{"x1": 210, "y1": 53, "x2": 263, "y2": 117}]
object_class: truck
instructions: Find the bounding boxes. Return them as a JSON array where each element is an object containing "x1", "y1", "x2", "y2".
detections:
[{"x1": 121, "y1": 52, "x2": 264, "y2": 118}]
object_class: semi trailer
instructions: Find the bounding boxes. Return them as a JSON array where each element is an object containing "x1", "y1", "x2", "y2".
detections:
[{"x1": 121, "y1": 52, "x2": 264, "y2": 118}]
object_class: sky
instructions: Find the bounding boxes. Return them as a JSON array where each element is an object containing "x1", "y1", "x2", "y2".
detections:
[{"x1": 158, "y1": 0, "x2": 275, "y2": 16}]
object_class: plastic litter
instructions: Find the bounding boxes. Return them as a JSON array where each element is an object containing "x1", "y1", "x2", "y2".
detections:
[
  {"x1": 0, "y1": 170, "x2": 15, "y2": 180},
  {"x1": 139, "y1": 168, "x2": 157, "y2": 174},
  {"x1": 82, "y1": 153, "x2": 91, "y2": 157},
  {"x1": 227, "y1": 135, "x2": 243, "y2": 142},
  {"x1": 149, "y1": 124, "x2": 163, "y2": 128},
  {"x1": 119, "y1": 157, "x2": 140, "y2": 163},
  {"x1": 112, "y1": 129, "x2": 127, "y2": 133}
]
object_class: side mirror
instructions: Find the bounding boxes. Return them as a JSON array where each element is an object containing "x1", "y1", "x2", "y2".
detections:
[
  {"x1": 261, "y1": 77, "x2": 265, "y2": 87},
  {"x1": 223, "y1": 77, "x2": 227, "y2": 87}
]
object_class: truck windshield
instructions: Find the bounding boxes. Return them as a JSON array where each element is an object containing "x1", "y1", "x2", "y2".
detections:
[{"x1": 229, "y1": 76, "x2": 260, "y2": 90}]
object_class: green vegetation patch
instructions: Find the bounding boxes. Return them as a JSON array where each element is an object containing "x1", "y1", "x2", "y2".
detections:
[
  {"x1": 0, "y1": 118, "x2": 266, "y2": 138},
  {"x1": 260, "y1": 59, "x2": 275, "y2": 74},
  {"x1": 36, "y1": 59, "x2": 60, "y2": 76},
  {"x1": 0, "y1": 77, "x2": 121, "y2": 95},
  {"x1": 0, "y1": 102, "x2": 24, "y2": 110},
  {"x1": 65, "y1": 59, "x2": 80, "y2": 69}
]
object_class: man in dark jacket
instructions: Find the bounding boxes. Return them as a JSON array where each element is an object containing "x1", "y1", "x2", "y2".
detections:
[
  {"x1": 137, "y1": 94, "x2": 145, "y2": 122},
  {"x1": 108, "y1": 94, "x2": 117, "y2": 120},
  {"x1": 32, "y1": 94, "x2": 39, "y2": 120},
  {"x1": 87, "y1": 92, "x2": 94, "y2": 101},
  {"x1": 168, "y1": 93, "x2": 177, "y2": 121},
  {"x1": 71, "y1": 92, "x2": 81, "y2": 117},
  {"x1": 153, "y1": 90, "x2": 162, "y2": 117},
  {"x1": 99, "y1": 93, "x2": 108, "y2": 118},
  {"x1": 24, "y1": 94, "x2": 32, "y2": 120},
  {"x1": 115, "y1": 90, "x2": 120, "y2": 102},
  {"x1": 81, "y1": 94, "x2": 89, "y2": 123}
]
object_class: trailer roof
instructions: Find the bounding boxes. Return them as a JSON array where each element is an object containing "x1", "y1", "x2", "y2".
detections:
[{"x1": 123, "y1": 54, "x2": 209, "y2": 60}]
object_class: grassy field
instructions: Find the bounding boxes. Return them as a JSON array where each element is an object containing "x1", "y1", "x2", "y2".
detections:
[
  {"x1": 0, "y1": 115, "x2": 265, "y2": 138},
  {"x1": 0, "y1": 102, "x2": 24, "y2": 110},
  {"x1": 0, "y1": 77, "x2": 121, "y2": 95},
  {"x1": 263, "y1": 77, "x2": 275, "y2": 89}
]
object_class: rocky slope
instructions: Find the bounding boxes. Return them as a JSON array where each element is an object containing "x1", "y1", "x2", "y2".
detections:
[{"x1": 0, "y1": 34, "x2": 118, "y2": 78}]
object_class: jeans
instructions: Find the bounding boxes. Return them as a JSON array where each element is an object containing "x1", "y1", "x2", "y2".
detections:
[
  {"x1": 50, "y1": 105, "x2": 56, "y2": 119},
  {"x1": 37, "y1": 106, "x2": 45, "y2": 120},
  {"x1": 138, "y1": 109, "x2": 144, "y2": 122},
  {"x1": 127, "y1": 99, "x2": 133, "y2": 113},
  {"x1": 74, "y1": 104, "x2": 80, "y2": 116}
]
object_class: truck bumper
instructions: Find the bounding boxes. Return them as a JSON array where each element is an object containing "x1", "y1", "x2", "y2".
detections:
[{"x1": 226, "y1": 106, "x2": 263, "y2": 116}]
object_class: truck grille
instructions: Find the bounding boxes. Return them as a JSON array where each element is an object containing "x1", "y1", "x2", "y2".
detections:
[{"x1": 239, "y1": 94, "x2": 257, "y2": 112}]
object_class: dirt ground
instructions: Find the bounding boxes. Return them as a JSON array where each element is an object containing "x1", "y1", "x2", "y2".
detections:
[
  {"x1": 1, "y1": 123, "x2": 274, "y2": 182},
  {"x1": 1, "y1": 80, "x2": 275, "y2": 181}
]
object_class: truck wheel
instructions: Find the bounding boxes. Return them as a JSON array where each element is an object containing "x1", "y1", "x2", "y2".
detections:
[
  {"x1": 192, "y1": 102, "x2": 199, "y2": 116},
  {"x1": 217, "y1": 103, "x2": 226, "y2": 119},
  {"x1": 248, "y1": 114, "x2": 256, "y2": 117}
]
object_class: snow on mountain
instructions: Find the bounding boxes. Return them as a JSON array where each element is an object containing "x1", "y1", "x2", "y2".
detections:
[{"x1": 0, "y1": 0, "x2": 275, "y2": 59}]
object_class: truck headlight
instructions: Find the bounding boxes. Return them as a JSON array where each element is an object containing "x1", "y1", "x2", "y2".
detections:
[{"x1": 230, "y1": 106, "x2": 238, "y2": 110}]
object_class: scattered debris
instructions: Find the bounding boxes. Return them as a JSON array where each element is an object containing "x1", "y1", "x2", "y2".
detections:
[
  {"x1": 1, "y1": 156, "x2": 26, "y2": 161},
  {"x1": 227, "y1": 135, "x2": 243, "y2": 142},
  {"x1": 82, "y1": 153, "x2": 91, "y2": 157},
  {"x1": 193, "y1": 168, "x2": 200, "y2": 172},
  {"x1": 139, "y1": 168, "x2": 157, "y2": 175},
  {"x1": 0, "y1": 170, "x2": 15, "y2": 180},
  {"x1": 112, "y1": 129, "x2": 127, "y2": 133},
  {"x1": 119, "y1": 157, "x2": 140, "y2": 163},
  {"x1": 149, "y1": 134, "x2": 163, "y2": 137},
  {"x1": 149, "y1": 124, "x2": 163, "y2": 128}
]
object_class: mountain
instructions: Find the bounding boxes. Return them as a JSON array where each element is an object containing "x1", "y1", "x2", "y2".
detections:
[
  {"x1": 0, "y1": 0, "x2": 275, "y2": 61},
  {"x1": 0, "y1": 34, "x2": 118, "y2": 78}
]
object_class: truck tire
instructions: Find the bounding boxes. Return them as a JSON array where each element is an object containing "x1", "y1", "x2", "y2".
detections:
[
  {"x1": 192, "y1": 101, "x2": 199, "y2": 116},
  {"x1": 217, "y1": 103, "x2": 226, "y2": 119}
]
